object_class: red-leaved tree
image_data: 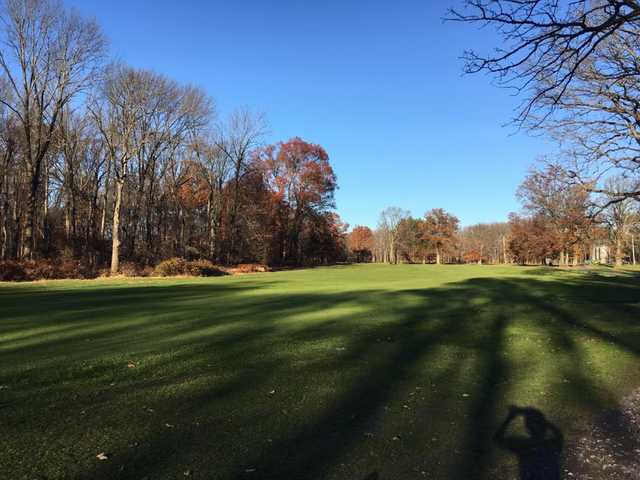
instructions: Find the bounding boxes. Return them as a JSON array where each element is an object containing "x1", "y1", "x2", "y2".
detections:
[
  {"x1": 347, "y1": 225, "x2": 374, "y2": 262},
  {"x1": 254, "y1": 137, "x2": 338, "y2": 265}
]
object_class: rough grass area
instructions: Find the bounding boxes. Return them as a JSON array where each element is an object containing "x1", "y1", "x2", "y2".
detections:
[{"x1": 2, "y1": 264, "x2": 640, "y2": 479}]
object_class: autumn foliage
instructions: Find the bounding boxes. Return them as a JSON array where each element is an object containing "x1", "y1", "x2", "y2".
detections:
[
  {"x1": 252, "y1": 138, "x2": 344, "y2": 266},
  {"x1": 422, "y1": 208, "x2": 459, "y2": 264},
  {"x1": 347, "y1": 226, "x2": 374, "y2": 262}
]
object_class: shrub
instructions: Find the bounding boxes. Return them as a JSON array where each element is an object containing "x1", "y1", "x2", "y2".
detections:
[
  {"x1": 73, "y1": 261, "x2": 99, "y2": 280},
  {"x1": 0, "y1": 261, "x2": 28, "y2": 281},
  {"x1": 235, "y1": 263, "x2": 270, "y2": 273},
  {"x1": 1, "y1": 258, "x2": 98, "y2": 281},
  {"x1": 56, "y1": 259, "x2": 84, "y2": 279},
  {"x1": 140, "y1": 265, "x2": 155, "y2": 277},
  {"x1": 119, "y1": 261, "x2": 145, "y2": 277},
  {"x1": 98, "y1": 267, "x2": 112, "y2": 278},
  {"x1": 24, "y1": 260, "x2": 57, "y2": 279},
  {"x1": 186, "y1": 259, "x2": 225, "y2": 277},
  {"x1": 154, "y1": 257, "x2": 188, "y2": 277},
  {"x1": 154, "y1": 258, "x2": 226, "y2": 277}
]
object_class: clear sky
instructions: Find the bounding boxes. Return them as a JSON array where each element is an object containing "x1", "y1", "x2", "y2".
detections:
[{"x1": 66, "y1": 0, "x2": 551, "y2": 229}]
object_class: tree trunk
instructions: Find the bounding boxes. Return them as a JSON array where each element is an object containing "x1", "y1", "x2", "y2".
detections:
[
  {"x1": 0, "y1": 175, "x2": 6, "y2": 260},
  {"x1": 228, "y1": 164, "x2": 243, "y2": 263},
  {"x1": 22, "y1": 177, "x2": 38, "y2": 259},
  {"x1": 502, "y1": 235, "x2": 508, "y2": 264},
  {"x1": 41, "y1": 159, "x2": 50, "y2": 255},
  {"x1": 207, "y1": 195, "x2": 214, "y2": 259},
  {"x1": 615, "y1": 238, "x2": 623, "y2": 266},
  {"x1": 632, "y1": 235, "x2": 636, "y2": 265},
  {"x1": 0, "y1": 195, "x2": 6, "y2": 260},
  {"x1": 436, "y1": 247, "x2": 441, "y2": 265},
  {"x1": 110, "y1": 179, "x2": 124, "y2": 274},
  {"x1": 101, "y1": 155, "x2": 112, "y2": 240},
  {"x1": 11, "y1": 185, "x2": 19, "y2": 258}
]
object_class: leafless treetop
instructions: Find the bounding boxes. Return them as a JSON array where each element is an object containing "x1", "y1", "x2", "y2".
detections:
[{"x1": 449, "y1": 0, "x2": 640, "y2": 124}]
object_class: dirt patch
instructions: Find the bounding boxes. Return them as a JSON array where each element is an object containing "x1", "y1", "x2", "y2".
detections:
[{"x1": 565, "y1": 388, "x2": 640, "y2": 479}]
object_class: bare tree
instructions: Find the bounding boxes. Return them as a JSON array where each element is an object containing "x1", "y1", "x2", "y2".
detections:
[
  {"x1": 90, "y1": 64, "x2": 212, "y2": 272},
  {"x1": 630, "y1": 214, "x2": 640, "y2": 265},
  {"x1": 0, "y1": 0, "x2": 106, "y2": 258},
  {"x1": 90, "y1": 64, "x2": 144, "y2": 273},
  {"x1": 601, "y1": 176, "x2": 638, "y2": 265},
  {"x1": 540, "y1": 30, "x2": 640, "y2": 207},
  {"x1": 377, "y1": 207, "x2": 409, "y2": 264},
  {"x1": 451, "y1": 1, "x2": 640, "y2": 205},
  {"x1": 449, "y1": 0, "x2": 640, "y2": 124},
  {"x1": 215, "y1": 109, "x2": 267, "y2": 262},
  {"x1": 129, "y1": 78, "x2": 210, "y2": 258},
  {"x1": 0, "y1": 91, "x2": 16, "y2": 259},
  {"x1": 459, "y1": 222, "x2": 509, "y2": 264},
  {"x1": 192, "y1": 133, "x2": 231, "y2": 260}
]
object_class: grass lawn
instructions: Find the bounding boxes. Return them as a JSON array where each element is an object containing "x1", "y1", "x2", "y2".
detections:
[{"x1": 2, "y1": 264, "x2": 640, "y2": 479}]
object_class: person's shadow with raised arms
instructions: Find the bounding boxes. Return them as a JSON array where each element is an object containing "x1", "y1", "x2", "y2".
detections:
[{"x1": 494, "y1": 405, "x2": 563, "y2": 480}]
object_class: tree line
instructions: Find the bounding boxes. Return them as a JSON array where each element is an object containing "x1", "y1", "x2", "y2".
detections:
[
  {"x1": 0, "y1": 0, "x2": 347, "y2": 275},
  {"x1": 347, "y1": 208, "x2": 463, "y2": 265},
  {"x1": 346, "y1": 186, "x2": 639, "y2": 266}
]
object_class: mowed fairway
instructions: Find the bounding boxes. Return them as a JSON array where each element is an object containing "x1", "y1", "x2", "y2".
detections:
[{"x1": 2, "y1": 265, "x2": 640, "y2": 479}]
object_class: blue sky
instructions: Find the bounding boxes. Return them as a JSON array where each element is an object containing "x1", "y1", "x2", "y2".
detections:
[{"x1": 67, "y1": 0, "x2": 551, "y2": 229}]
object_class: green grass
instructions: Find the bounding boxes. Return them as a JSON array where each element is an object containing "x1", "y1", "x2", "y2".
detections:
[{"x1": 2, "y1": 264, "x2": 640, "y2": 479}]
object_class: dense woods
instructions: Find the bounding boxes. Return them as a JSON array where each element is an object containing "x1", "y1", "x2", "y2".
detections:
[{"x1": 0, "y1": 0, "x2": 346, "y2": 277}]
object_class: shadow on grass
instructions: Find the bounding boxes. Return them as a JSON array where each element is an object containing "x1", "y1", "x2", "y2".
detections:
[{"x1": 1, "y1": 269, "x2": 640, "y2": 479}]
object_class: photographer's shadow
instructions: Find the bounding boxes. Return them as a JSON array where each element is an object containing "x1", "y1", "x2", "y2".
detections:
[{"x1": 494, "y1": 406, "x2": 563, "y2": 480}]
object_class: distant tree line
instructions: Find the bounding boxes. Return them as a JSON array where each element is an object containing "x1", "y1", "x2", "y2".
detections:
[
  {"x1": 347, "y1": 207, "x2": 463, "y2": 265},
  {"x1": 347, "y1": 209, "x2": 508, "y2": 266},
  {"x1": 346, "y1": 190, "x2": 639, "y2": 266},
  {"x1": 0, "y1": 0, "x2": 347, "y2": 275}
]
